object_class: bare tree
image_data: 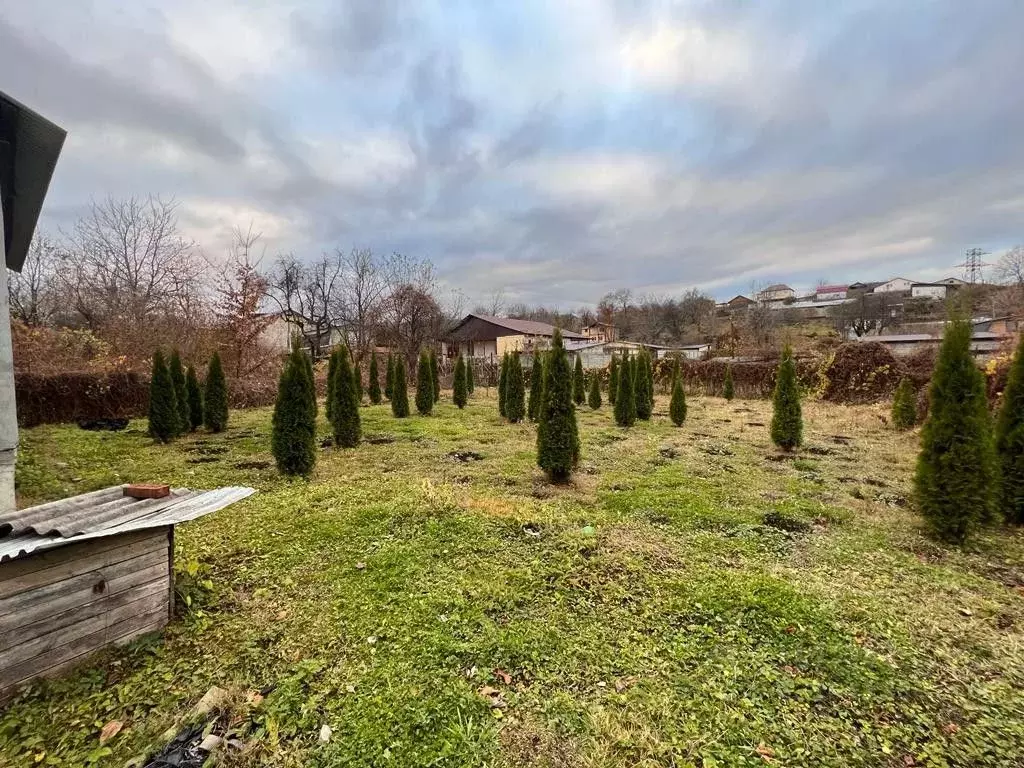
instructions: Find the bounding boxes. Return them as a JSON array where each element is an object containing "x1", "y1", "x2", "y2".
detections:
[
  {"x1": 997, "y1": 245, "x2": 1024, "y2": 286},
  {"x1": 59, "y1": 196, "x2": 201, "y2": 332},
  {"x1": 214, "y1": 226, "x2": 276, "y2": 377},
  {"x1": 266, "y1": 251, "x2": 345, "y2": 360},
  {"x1": 335, "y1": 248, "x2": 388, "y2": 359},
  {"x1": 8, "y1": 232, "x2": 60, "y2": 326}
]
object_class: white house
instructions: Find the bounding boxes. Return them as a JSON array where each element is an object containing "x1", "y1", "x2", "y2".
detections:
[
  {"x1": 815, "y1": 284, "x2": 848, "y2": 301},
  {"x1": 910, "y1": 283, "x2": 948, "y2": 300},
  {"x1": 873, "y1": 277, "x2": 915, "y2": 293}
]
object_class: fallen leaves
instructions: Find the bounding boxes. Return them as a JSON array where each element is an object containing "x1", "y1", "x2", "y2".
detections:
[{"x1": 99, "y1": 721, "x2": 123, "y2": 745}]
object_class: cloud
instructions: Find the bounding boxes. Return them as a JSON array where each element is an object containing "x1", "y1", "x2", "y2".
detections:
[{"x1": 4, "y1": 0, "x2": 1024, "y2": 309}]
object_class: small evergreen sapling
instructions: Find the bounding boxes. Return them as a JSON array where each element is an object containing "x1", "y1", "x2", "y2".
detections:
[
  {"x1": 614, "y1": 356, "x2": 637, "y2": 427},
  {"x1": 635, "y1": 350, "x2": 653, "y2": 421},
  {"x1": 331, "y1": 347, "x2": 361, "y2": 448},
  {"x1": 391, "y1": 357, "x2": 410, "y2": 417},
  {"x1": 185, "y1": 365, "x2": 203, "y2": 432},
  {"x1": 368, "y1": 350, "x2": 382, "y2": 404},
  {"x1": 353, "y1": 359, "x2": 363, "y2": 403},
  {"x1": 770, "y1": 345, "x2": 803, "y2": 450},
  {"x1": 272, "y1": 346, "x2": 317, "y2": 476},
  {"x1": 915, "y1": 319, "x2": 995, "y2": 541},
  {"x1": 169, "y1": 349, "x2": 189, "y2": 435},
  {"x1": 573, "y1": 355, "x2": 586, "y2": 405},
  {"x1": 528, "y1": 354, "x2": 544, "y2": 421},
  {"x1": 669, "y1": 358, "x2": 687, "y2": 426},
  {"x1": 505, "y1": 352, "x2": 526, "y2": 423},
  {"x1": 536, "y1": 329, "x2": 580, "y2": 481},
  {"x1": 325, "y1": 349, "x2": 339, "y2": 421},
  {"x1": 300, "y1": 346, "x2": 317, "y2": 420},
  {"x1": 498, "y1": 352, "x2": 510, "y2": 417},
  {"x1": 203, "y1": 351, "x2": 229, "y2": 432},
  {"x1": 148, "y1": 350, "x2": 180, "y2": 443},
  {"x1": 996, "y1": 333, "x2": 1024, "y2": 524},
  {"x1": 466, "y1": 359, "x2": 475, "y2": 394},
  {"x1": 588, "y1": 372, "x2": 601, "y2": 410},
  {"x1": 416, "y1": 350, "x2": 434, "y2": 415},
  {"x1": 385, "y1": 354, "x2": 395, "y2": 400},
  {"x1": 430, "y1": 349, "x2": 440, "y2": 403},
  {"x1": 723, "y1": 365, "x2": 735, "y2": 400},
  {"x1": 453, "y1": 354, "x2": 468, "y2": 409},
  {"x1": 891, "y1": 378, "x2": 917, "y2": 430},
  {"x1": 608, "y1": 354, "x2": 619, "y2": 406}
]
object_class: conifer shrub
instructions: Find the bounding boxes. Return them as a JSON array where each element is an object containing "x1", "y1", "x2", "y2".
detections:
[
  {"x1": 506, "y1": 352, "x2": 526, "y2": 422},
  {"x1": 614, "y1": 356, "x2": 637, "y2": 427},
  {"x1": 891, "y1": 378, "x2": 917, "y2": 430},
  {"x1": 608, "y1": 355, "x2": 619, "y2": 406},
  {"x1": 301, "y1": 346, "x2": 317, "y2": 420},
  {"x1": 467, "y1": 359, "x2": 475, "y2": 394},
  {"x1": 536, "y1": 329, "x2": 580, "y2": 481},
  {"x1": 272, "y1": 346, "x2": 317, "y2": 476},
  {"x1": 669, "y1": 358, "x2": 687, "y2": 426},
  {"x1": 391, "y1": 357, "x2": 410, "y2": 417},
  {"x1": 770, "y1": 345, "x2": 803, "y2": 450},
  {"x1": 528, "y1": 355, "x2": 544, "y2": 421},
  {"x1": 354, "y1": 360, "x2": 363, "y2": 404},
  {"x1": 168, "y1": 349, "x2": 189, "y2": 435},
  {"x1": 325, "y1": 349, "x2": 339, "y2": 421},
  {"x1": 645, "y1": 349, "x2": 655, "y2": 405},
  {"x1": 453, "y1": 354, "x2": 468, "y2": 409},
  {"x1": 588, "y1": 372, "x2": 601, "y2": 410},
  {"x1": 430, "y1": 349, "x2": 440, "y2": 403},
  {"x1": 573, "y1": 355, "x2": 586, "y2": 405},
  {"x1": 915, "y1": 319, "x2": 995, "y2": 541},
  {"x1": 148, "y1": 350, "x2": 180, "y2": 443},
  {"x1": 723, "y1": 365, "x2": 735, "y2": 400},
  {"x1": 416, "y1": 351, "x2": 434, "y2": 415},
  {"x1": 203, "y1": 351, "x2": 229, "y2": 432},
  {"x1": 635, "y1": 350, "x2": 653, "y2": 421},
  {"x1": 331, "y1": 347, "x2": 361, "y2": 448},
  {"x1": 185, "y1": 365, "x2": 203, "y2": 432},
  {"x1": 498, "y1": 352, "x2": 509, "y2": 417},
  {"x1": 385, "y1": 354, "x2": 395, "y2": 400},
  {"x1": 997, "y1": 333, "x2": 1024, "y2": 524},
  {"x1": 368, "y1": 350, "x2": 382, "y2": 404}
]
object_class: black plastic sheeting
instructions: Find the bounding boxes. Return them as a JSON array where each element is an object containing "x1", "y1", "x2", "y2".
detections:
[{"x1": 143, "y1": 723, "x2": 209, "y2": 768}]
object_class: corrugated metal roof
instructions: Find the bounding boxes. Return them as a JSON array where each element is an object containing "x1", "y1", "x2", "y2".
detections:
[{"x1": 0, "y1": 485, "x2": 254, "y2": 563}]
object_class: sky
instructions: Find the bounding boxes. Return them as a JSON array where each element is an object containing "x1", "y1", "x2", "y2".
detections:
[{"x1": 2, "y1": 0, "x2": 1024, "y2": 308}]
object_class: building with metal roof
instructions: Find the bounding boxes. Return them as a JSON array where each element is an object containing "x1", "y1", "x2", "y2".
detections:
[{"x1": 443, "y1": 314, "x2": 585, "y2": 361}]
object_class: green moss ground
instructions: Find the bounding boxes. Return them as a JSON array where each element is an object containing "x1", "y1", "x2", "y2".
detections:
[{"x1": 2, "y1": 393, "x2": 1023, "y2": 767}]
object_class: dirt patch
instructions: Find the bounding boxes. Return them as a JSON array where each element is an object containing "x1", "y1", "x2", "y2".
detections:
[
  {"x1": 765, "y1": 453, "x2": 797, "y2": 462},
  {"x1": 187, "y1": 456, "x2": 220, "y2": 464},
  {"x1": 365, "y1": 434, "x2": 397, "y2": 445},
  {"x1": 762, "y1": 511, "x2": 812, "y2": 533},
  {"x1": 189, "y1": 444, "x2": 229, "y2": 455},
  {"x1": 700, "y1": 443, "x2": 734, "y2": 456},
  {"x1": 234, "y1": 460, "x2": 271, "y2": 470},
  {"x1": 805, "y1": 445, "x2": 837, "y2": 456},
  {"x1": 658, "y1": 446, "x2": 679, "y2": 459},
  {"x1": 447, "y1": 450, "x2": 484, "y2": 462}
]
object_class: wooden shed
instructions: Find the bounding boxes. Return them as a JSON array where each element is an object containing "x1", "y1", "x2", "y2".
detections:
[{"x1": 0, "y1": 485, "x2": 253, "y2": 700}]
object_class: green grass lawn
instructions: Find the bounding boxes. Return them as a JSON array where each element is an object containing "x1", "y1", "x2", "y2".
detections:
[{"x1": 3, "y1": 392, "x2": 1024, "y2": 767}]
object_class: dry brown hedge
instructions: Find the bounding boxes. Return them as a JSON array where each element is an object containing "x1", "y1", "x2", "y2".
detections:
[{"x1": 15, "y1": 372, "x2": 279, "y2": 427}]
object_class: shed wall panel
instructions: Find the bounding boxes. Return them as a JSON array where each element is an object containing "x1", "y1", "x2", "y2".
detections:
[{"x1": 0, "y1": 528, "x2": 171, "y2": 699}]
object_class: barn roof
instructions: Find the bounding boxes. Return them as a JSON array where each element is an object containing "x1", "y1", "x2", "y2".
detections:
[
  {"x1": 0, "y1": 91, "x2": 66, "y2": 273},
  {"x1": 449, "y1": 314, "x2": 586, "y2": 339},
  {"x1": 0, "y1": 485, "x2": 254, "y2": 563}
]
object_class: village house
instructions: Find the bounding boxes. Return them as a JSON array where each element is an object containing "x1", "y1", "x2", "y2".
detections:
[
  {"x1": 443, "y1": 314, "x2": 585, "y2": 361},
  {"x1": 580, "y1": 321, "x2": 616, "y2": 343},
  {"x1": 756, "y1": 284, "x2": 795, "y2": 304},
  {"x1": 815, "y1": 284, "x2": 848, "y2": 301}
]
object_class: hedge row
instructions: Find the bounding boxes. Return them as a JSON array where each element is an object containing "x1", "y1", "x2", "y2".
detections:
[{"x1": 15, "y1": 372, "x2": 278, "y2": 427}]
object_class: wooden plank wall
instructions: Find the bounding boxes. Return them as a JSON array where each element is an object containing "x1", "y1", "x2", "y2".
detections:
[{"x1": 0, "y1": 527, "x2": 172, "y2": 698}]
